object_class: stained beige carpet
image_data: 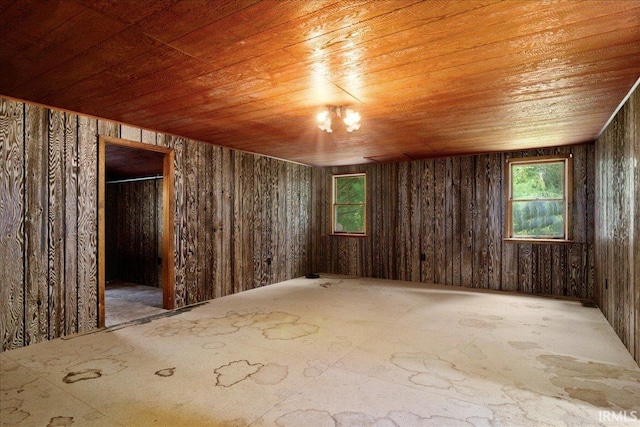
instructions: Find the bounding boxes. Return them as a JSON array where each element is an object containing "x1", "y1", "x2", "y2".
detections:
[{"x1": 1, "y1": 276, "x2": 639, "y2": 426}]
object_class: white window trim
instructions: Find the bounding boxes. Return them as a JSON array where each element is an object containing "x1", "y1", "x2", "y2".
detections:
[
  {"x1": 331, "y1": 172, "x2": 367, "y2": 236},
  {"x1": 504, "y1": 154, "x2": 573, "y2": 243}
]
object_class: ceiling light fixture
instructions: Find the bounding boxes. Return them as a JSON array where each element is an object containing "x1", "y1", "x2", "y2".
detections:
[{"x1": 317, "y1": 106, "x2": 361, "y2": 133}]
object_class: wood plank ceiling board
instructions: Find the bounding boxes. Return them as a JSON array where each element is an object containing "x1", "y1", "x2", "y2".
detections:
[{"x1": 1, "y1": 0, "x2": 639, "y2": 166}]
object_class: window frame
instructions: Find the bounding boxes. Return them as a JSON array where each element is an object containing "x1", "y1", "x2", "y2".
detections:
[
  {"x1": 504, "y1": 154, "x2": 573, "y2": 243},
  {"x1": 331, "y1": 172, "x2": 367, "y2": 236}
]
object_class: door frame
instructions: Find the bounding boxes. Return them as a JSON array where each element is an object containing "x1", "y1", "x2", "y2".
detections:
[{"x1": 98, "y1": 135, "x2": 175, "y2": 328}]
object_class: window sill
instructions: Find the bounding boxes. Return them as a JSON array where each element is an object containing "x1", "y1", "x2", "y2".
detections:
[
  {"x1": 330, "y1": 233, "x2": 368, "y2": 238},
  {"x1": 503, "y1": 238, "x2": 574, "y2": 245}
]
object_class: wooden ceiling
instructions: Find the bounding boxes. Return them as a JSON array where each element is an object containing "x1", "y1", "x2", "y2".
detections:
[{"x1": 1, "y1": 1, "x2": 639, "y2": 167}]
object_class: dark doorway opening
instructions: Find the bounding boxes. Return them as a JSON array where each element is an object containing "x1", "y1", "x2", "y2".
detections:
[{"x1": 98, "y1": 137, "x2": 175, "y2": 327}]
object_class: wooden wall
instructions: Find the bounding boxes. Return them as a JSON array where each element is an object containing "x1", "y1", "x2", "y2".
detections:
[
  {"x1": 310, "y1": 144, "x2": 595, "y2": 300},
  {"x1": 106, "y1": 179, "x2": 163, "y2": 288},
  {"x1": 595, "y1": 86, "x2": 639, "y2": 365},
  {"x1": 158, "y1": 135, "x2": 311, "y2": 307},
  {"x1": 0, "y1": 100, "x2": 98, "y2": 350},
  {"x1": 0, "y1": 100, "x2": 311, "y2": 352}
]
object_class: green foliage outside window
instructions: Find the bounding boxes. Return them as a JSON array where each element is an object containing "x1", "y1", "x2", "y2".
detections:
[
  {"x1": 510, "y1": 162, "x2": 565, "y2": 237},
  {"x1": 333, "y1": 174, "x2": 365, "y2": 233}
]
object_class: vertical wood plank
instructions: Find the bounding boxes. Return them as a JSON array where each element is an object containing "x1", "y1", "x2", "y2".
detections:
[
  {"x1": 551, "y1": 245, "x2": 567, "y2": 296},
  {"x1": 125, "y1": 182, "x2": 134, "y2": 282},
  {"x1": 184, "y1": 140, "x2": 199, "y2": 305},
  {"x1": 308, "y1": 167, "x2": 320, "y2": 274},
  {"x1": 212, "y1": 145, "x2": 223, "y2": 297},
  {"x1": 379, "y1": 163, "x2": 389, "y2": 278},
  {"x1": 221, "y1": 147, "x2": 233, "y2": 295},
  {"x1": 370, "y1": 164, "x2": 383, "y2": 278},
  {"x1": 173, "y1": 137, "x2": 187, "y2": 308},
  {"x1": 24, "y1": 103, "x2": 49, "y2": 344},
  {"x1": 320, "y1": 166, "x2": 329, "y2": 274},
  {"x1": 156, "y1": 178, "x2": 163, "y2": 289},
  {"x1": 0, "y1": 99, "x2": 25, "y2": 351},
  {"x1": 144, "y1": 180, "x2": 158, "y2": 287},
  {"x1": 500, "y1": 153, "x2": 517, "y2": 292},
  {"x1": 473, "y1": 155, "x2": 488, "y2": 288},
  {"x1": 197, "y1": 143, "x2": 210, "y2": 300},
  {"x1": 387, "y1": 164, "x2": 398, "y2": 279},
  {"x1": 433, "y1": 158, "x2": 446, "y2": 284},
  {"x1": 530, "y1": 245, "x2": 540, "y2": 294},
  {"x1": 138, "y1": 182, "x2": 146, "y2": 285},
  {"x1": 267, "y1": 157, "x2": 277, "y2": 282},
  {"x1": 63, "y1": 112, "x2": 78, "y2": 335},
  {"x1": 97, "y1": 137, "x2": 105, "y2": 328},
  {"x1": 299, "y1": 165, "x2": 310, "y2": 278},
  {"x1": 274, "y1": 160, "x2": 284, "y2": 280},
  {"x1": 76, "y1": 116, "x2": 98, "y2": 332},
  {"x1": 253, "y1": 156, "x2": 265, "y2": 287},
  {"x1": 537, "y1": 245, "x2": 552, "y2": 295},
  {"x1": 586, "y1": 143, "x2": 596, "y2": 300},
  {"x1": 47, "y1": 109, "x2": 65, "y2": 338},
  {"x1": 232, "y1": 152, "x2": 244, "y2": 293},
  {"x1": 518, "y1": 244, "x2": 533, "y2": 293},
  {"x1": 451, "y1": 157, "x2": 462, "y2": 286},
  {"x1": 421, "y1": 159, "x2": 435, "y2": 283},
  {"x1": 241, "y1": 153, "x2": 255, "y2": 290},
  {"x1": 397, "y1": 162, "x2": 409, "y2": 280},
  {"x1": 569, "y1": 145, "x2": 588, "y2": 298},
  {"x1": 289, "y1": 163, "x2": 301, "y2": 277},
  {"x1": 276, "y1": 160, "x2": 288, "y2": 282},
  {"x1": 487, "y1": 154, "x2": 502, "y2": 290},
  {"x1": 444, "y1": 158, "x2": 453, "y2": 285},
  {"x1": 460, "y1": 156, "x2": 475, "y2": 287},
  {"x1": 208, "y1": 145, "x2": 218, "y2": 297},
  {"x1": 408, "y1": 161, "x2": 421, "y2": 282}
]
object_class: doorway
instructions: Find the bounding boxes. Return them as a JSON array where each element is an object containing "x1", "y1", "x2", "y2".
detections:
[{"x1": 98, "y1": 136, "x2": 175, "y2": 327}]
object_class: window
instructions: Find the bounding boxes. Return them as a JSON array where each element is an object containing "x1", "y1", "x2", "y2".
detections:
[
  {"x1": 505, "y1": 155, "x2": 572, "y2": 241},
  {"x1": 332, "y1": 173, "x2": 366, "y2": 235}
]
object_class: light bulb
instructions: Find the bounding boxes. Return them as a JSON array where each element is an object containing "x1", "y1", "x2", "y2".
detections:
[
  {"x1": 317, "y1": 111, "x2": 329, "y2": 123},
  {"x1": 318, "y1": 117, "x2": 332, "y2": 133},
  {"x1": 343, "y1": 109, "x2": 361, "y2": 126}
]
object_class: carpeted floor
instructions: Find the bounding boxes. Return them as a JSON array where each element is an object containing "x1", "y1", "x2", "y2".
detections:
[{"x1": 1, "y1": 276, "x2": 639, "y2": 426}]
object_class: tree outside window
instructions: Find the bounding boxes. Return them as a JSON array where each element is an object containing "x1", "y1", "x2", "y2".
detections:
[
  {"x1": 332, "y1": 173, "x2": 366, "y2": 235},
  {"x1": 506, "y1": 155, "x2": 572, "y2": 240}
]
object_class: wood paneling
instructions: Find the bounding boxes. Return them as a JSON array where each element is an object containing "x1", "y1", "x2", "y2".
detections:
[
  {"x1": 0, "y1": 99, "x2": 25, "y2": 350},
  {"x1": 0, "y1": 97, "x2": 312, "y2": 352},
  {"x1": 1, "y1": 1, "x2": 639, "y2": 166},
  {"x1": 48, "y1": 109, "x2": 65, "y2": 338},
  {"x1": 24, "y1": 103, "x2": 48, "y2": 345},
  {"x1": 595, "y1": 85, "x2": 639, "y2": 365},
  {"x1": 63, "y1": 113, "x2": 78, "y2": 335},
  {"x1": 312, "y1": 144, "x2": 595, "y2": 299},
  {"x1": 76, "y1": 117, "x2": 98, "y2": 333},
  {"x1": 106, "y1": 179, "x2": 162, "y2": 288}
]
